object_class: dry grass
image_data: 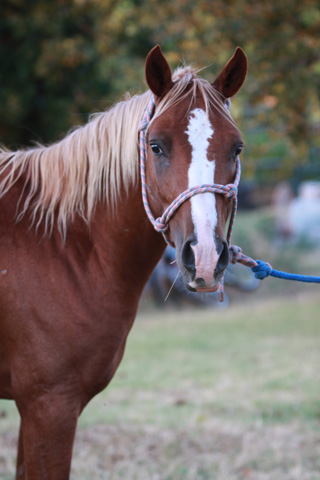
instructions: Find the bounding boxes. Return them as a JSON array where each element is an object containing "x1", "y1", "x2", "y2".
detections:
[
  {"x1": 1, "y1": 422, "x2": 320, "y2": 479},
  {"x1": 73, "y1": 422, "x2": 320, "y2": 480}
]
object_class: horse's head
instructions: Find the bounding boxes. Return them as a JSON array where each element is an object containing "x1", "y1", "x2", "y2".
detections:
[{"x1": 143, "y1": 46, "x2": 247, "y2": 293}]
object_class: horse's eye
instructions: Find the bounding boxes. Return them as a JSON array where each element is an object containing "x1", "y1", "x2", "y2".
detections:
[
  {"x1": 150, "y1": 144, "x2": 163, "y2": 156},
  {"x1": 234, "y1": 145, "x2": 243, "y2": 157}
]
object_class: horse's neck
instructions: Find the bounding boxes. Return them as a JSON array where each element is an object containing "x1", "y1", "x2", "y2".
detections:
[
  {"x1": 0, "y1": 143, "x2": 166, "y2": 305},
  {"x1": 86, "y1": 185, "x2": 166, "y2": 300}
]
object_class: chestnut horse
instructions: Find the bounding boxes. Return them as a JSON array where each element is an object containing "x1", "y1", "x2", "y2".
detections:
[{"x1": 0, "y1": 46, "x2": 247, "y2": 479}]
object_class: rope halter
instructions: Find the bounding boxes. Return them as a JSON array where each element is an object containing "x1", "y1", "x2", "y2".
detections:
[
  {"x1": 139, "y1": 95, "x2": 241, "y2": 300},
  {"x1": 139, "y1": 97, "x2": 320, "y2": 299},
  {"x1": 139, "y1": 96, "x2": 241, "y2": 246}
]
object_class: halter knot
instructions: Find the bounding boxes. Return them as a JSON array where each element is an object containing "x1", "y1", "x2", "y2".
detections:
[
  {"x1": 225, "y1": 184, "x2": 238, "y2": 199},
  {"x1": 229, "y1": 245, "x2": 259, "y2": 269},
  {"x1": 229, "y1": 245, "x2": 243, "y2": 264},
  {"x1": 154, "y1": 218, "x2": 169, "y2": 233}
]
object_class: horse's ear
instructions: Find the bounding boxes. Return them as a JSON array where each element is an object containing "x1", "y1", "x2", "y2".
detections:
[
  {"x1": 213, "y1": 47, "x2": 247, "y2": 98},
  {"x1": 145, "y1": 45, "x2": 173, "y2": 99}
]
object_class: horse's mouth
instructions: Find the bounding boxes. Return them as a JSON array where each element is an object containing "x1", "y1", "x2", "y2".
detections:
[
  {"x1": 185, "y1": 281, "x2": 220, "y2": 293},
  {"x1": 195, "y1": 284, "x2": 220, "y2": 293}
]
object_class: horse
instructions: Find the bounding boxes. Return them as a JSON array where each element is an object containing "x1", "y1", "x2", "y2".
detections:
[{"x1": 0, "y1": 45, "x2": 247, "y2": 479}]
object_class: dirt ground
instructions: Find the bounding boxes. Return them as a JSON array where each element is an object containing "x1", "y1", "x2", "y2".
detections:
[{"x1": 1, "y1": 421, "x2": 320, "y2": 480}]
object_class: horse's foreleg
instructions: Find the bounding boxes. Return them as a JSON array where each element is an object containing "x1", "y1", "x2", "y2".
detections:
[{"x1": 16, "y1": 393, "x2": 80, "y2": 480}]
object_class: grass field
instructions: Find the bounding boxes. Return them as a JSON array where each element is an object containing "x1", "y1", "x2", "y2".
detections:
[{"x1": 1, "y1": 290, "x2": 320, "y2": 479}]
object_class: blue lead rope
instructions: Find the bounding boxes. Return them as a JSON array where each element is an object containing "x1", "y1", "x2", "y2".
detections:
[
  {"x1": 252, "y1": 260, "x2": 320, "y2": 283},
  {"x1": 229, "y1": 246, "x2": 320, "y2": 285}
]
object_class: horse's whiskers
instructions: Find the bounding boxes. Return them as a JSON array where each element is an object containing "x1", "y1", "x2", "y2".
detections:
[{"x1": 164, "y1": 270, "x2": 180, "y2": 302}]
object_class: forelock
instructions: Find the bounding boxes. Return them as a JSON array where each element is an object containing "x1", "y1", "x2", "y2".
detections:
[{"x1": 149, "y1": 65, "x2": 236, "y2": 129}]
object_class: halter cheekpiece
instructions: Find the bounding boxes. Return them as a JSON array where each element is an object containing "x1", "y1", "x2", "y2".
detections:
[{"x1": 138, "y1": 95, "x2": 241, "y2": 248}]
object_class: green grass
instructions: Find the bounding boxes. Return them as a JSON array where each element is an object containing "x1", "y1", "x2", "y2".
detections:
[
  {"x1": 2, "y1": 209, "x2": 320, "y2": 479},
  {"x1": 73, "y1": 293, "x2": 320, "y2": 479},
  {"x1": 1, "y1": 292, "x2": 320, "y2": 479},
  {"x1": 77, "y1": 292, "x2": 320, "y2": 430}
]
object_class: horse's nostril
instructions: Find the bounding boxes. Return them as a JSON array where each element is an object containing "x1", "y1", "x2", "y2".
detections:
[
  {"x1": 181, "y1": 238, "x2": 195, "y2": 273},
  {"x1": 215, "y1": 240, "x2": 229, "y2": 278}
]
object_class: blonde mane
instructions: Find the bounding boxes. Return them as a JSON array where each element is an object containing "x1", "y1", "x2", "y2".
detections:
[{"x1": 0, "y1": 65, "x2": 234, "y2": 236}]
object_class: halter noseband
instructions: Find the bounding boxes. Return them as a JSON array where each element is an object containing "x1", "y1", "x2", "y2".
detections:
[{"x1": 139, "y1": 96, "x2": 241, "y2": 249}]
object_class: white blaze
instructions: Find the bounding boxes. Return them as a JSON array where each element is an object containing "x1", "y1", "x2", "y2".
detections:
[{"x1": 185, "y1": 108, "x2": 219, "y2": 287}]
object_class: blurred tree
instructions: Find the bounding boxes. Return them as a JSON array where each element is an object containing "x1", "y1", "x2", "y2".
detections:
[
  {"x1": 0, "y1": 0, "x2": 319, "y2": 183},
  {"x1": 0, "y1": 0, "x2": 116, "y2": 146},
  {"x1": 132, "y1": 0, "x2": 320, "y2": 179}
]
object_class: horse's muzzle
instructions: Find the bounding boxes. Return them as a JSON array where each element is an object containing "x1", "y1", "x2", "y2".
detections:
[{"x1": 179, "y1": 236, "x2": 229, "y2": 292}]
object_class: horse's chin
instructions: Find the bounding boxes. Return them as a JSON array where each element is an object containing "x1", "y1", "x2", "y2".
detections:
[
  {"x1": 185, "y1": 282, "x2": 220, "y2": 293},
  {"x1": 195, "y1": 284, "x2": 220, "y2": 293},
  {"x1": 180, "y1": 270, "x2": 220, "y2": 293}
]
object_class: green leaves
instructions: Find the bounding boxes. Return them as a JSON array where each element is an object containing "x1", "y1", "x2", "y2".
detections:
[{"x1": 1, "y1": 0, "x2": 319, "y2": 181}]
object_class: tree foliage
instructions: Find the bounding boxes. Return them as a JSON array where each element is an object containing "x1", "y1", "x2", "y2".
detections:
[{"x1": 1, "y1": 0, "x2": 319, "y2": 180}]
